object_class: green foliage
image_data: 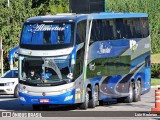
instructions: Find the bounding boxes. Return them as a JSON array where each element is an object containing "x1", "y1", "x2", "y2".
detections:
[
  {"x1": 151, "y1": 78, "x2": 160, "y2": 86},
  {"x1": 0, "y1": 0, "x2": 38, "y2": 69},
  {"x1": 151, "y1": 53, "x2": 160, "y2": 63},
  {"x1": 151, "y1": 63, "x2": 160, "y2": 78},
  {"x1": 34, "y1": 0, "x2": 69, "y2": 15},
  {"x1": 48, "y1": 0, "x2": 69, "y2": 14},
  {"x1": 107, "y1": 0, "x2": 160, "y2": 53}
]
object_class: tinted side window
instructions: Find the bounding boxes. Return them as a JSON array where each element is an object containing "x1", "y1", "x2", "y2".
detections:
[
  {"x1": 126, "y1": 18, "x2": 149, "y2": 38},
  {"x1": 116, "y1": 19, "x2": 126, "y2": 39},
  {"x1": 91, "y1": 20, "x2": 114, "y2": 42},
  {"x1": 100, "y1": 20, "x2": 114, "y2": 40},
  {"x1": 76, "y1": 20, "x2": 87, "y2": 44},
  {"x1": 90, "y1": 17, "x2": 149, "y2": 42},
  {"x1": 112, "y1": 18, "x2": 149, "y2": 39},
  {"x1": 140, "y1": 18, "x2": 149, "y2": 38},
  {"x1": 90, "y1": 20, "x2": 97, "y2": 42}
]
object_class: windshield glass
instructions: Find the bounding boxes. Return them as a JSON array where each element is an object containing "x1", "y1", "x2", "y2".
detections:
[
  {"x1": 20, "y1": 23, "x2": 74, "y2": 50},
  {"x1": 19, "y1": 56, "x2": 73, "y2": 85}
]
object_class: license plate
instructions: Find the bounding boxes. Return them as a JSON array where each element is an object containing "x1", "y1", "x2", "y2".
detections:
[{"x1": 40, "y1": 99, "x2": 49, "y2": 103}]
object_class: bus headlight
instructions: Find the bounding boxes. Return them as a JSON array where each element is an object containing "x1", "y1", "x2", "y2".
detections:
[
  {"x1": 61, "y1": 87, "x2": 73, "y2": 93},
  {"x1": 19, "y1": 88, "x2": 28, "y2": 93}
]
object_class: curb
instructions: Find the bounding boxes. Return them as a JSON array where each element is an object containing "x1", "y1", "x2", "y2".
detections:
[{"x1": 151, "y1": 85, "x2": 160, "y2": 88}]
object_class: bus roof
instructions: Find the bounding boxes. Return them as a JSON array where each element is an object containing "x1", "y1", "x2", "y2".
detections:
[{"x1": 25, "y1": 12, "x2": 148, "y2": 23}]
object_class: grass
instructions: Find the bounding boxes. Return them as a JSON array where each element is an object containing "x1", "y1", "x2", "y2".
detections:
[
  {"x1": 151, "y1": 53, "x2": 160, "y2": 63},
  {"x1": 151, "y1": 53, "x2": 160, "y2": 86},
  {"x1": 151, "y1": 78, "x2": 160, "y2": 86}
]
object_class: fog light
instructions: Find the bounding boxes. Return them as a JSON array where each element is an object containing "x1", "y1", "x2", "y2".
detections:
[
  {"x1": 6, "y1": 89, "x2": 12, "y2": 91},
  {"x1": 19, "y1": 96, "x2": 26, "y2": 102}
]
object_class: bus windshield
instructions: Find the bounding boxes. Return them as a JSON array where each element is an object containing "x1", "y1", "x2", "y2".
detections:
[
  {"x1": 20, "y1": 23, "x2": 74, "y2": 50},
  {"x1": 19, "y1": 56, "x2": 73, "y2": 85}
]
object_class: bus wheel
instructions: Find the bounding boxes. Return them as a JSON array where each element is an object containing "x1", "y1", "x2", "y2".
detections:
[
  {"x1": 133, "y1": 81, "x2": 141, "y2": 102},
  {"x1": 99, "y1": 100, "x2": 104, "y2": 106},
  {"x1": 79, "y1": 89, "x2": 89, "y2": 110},
  {"x1": 32, "y1": 105, "x2": 40, "y2": 111},
  {"x1": 14, "y1": 85, "x2": 19, "y2": 98},
  {"x1": 124, "y1": 82, "x2": 133, "y2": 103},
  {"x1": 88, "y1": 85, "x2": 99, "y2": 108},
  {"x1": 117, "y1": 98, "x2": 124, "y2": 103}
]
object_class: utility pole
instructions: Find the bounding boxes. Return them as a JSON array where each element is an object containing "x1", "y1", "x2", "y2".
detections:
[
  {"x1": 7, "y1": 0, "x2": 10, "y2": 7},
  {"x1": 7, "y1": 0, "x2": 11, "y2": 70},
  {"x1": 0, "y1": 37, "x2": 3, "y2": 75},
  {"x1": 7, "y1": 0, "x2": 10, "y2": 25}
]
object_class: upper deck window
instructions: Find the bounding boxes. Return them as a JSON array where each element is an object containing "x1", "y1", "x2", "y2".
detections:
[
  {"x1": 20, "y1": 23, "x2": 74, "y2": 50},
  {"x1": 90, "y1": 17, "x2": 149, "y2": 42}
]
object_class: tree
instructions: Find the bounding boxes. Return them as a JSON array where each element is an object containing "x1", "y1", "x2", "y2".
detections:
[
  {"x1": 32, "y1": 0, "x2": 69, "y2": 15},
  {"x1": 48, "y1": 0, "x2": 69, "y2": 14},
  {"x1": 0, "y1": 0, "x2": 38, "y2": 69}
]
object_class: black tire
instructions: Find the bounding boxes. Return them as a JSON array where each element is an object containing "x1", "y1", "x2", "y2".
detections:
[
  {"x1": 133, "y1": 81, "x2": 141, "y2": 102},
  {"x1": 124, "y1": 82, "x2": 134, "y2": 103},
  {"x1": 32, "y1": 105, "x2": 41, "y2": 111},
  {"x1": 88, "y1": 85, "x2": 99, "y2": 108},
  {"x1": 99, "y1": 100, "x2": 104, "y2": 106},
  {"x1": 117, "y1": 98, "x2": 124, "y2": 103},
  {"x1": 79, "y1": 88, "x2": 89, "y2": 110},
  {"x1": 14, "y1": 84, "x2": 19, "y2": 98}
]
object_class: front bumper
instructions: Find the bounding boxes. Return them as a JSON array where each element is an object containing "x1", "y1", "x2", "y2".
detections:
[{"x1": 19, "y1": 90, "x2": 75, "y2": 105}]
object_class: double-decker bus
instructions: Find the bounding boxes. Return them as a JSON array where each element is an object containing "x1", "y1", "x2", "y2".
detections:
[{"x1": 18, "y1": 12, "x2": 151, "y2": 110}]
